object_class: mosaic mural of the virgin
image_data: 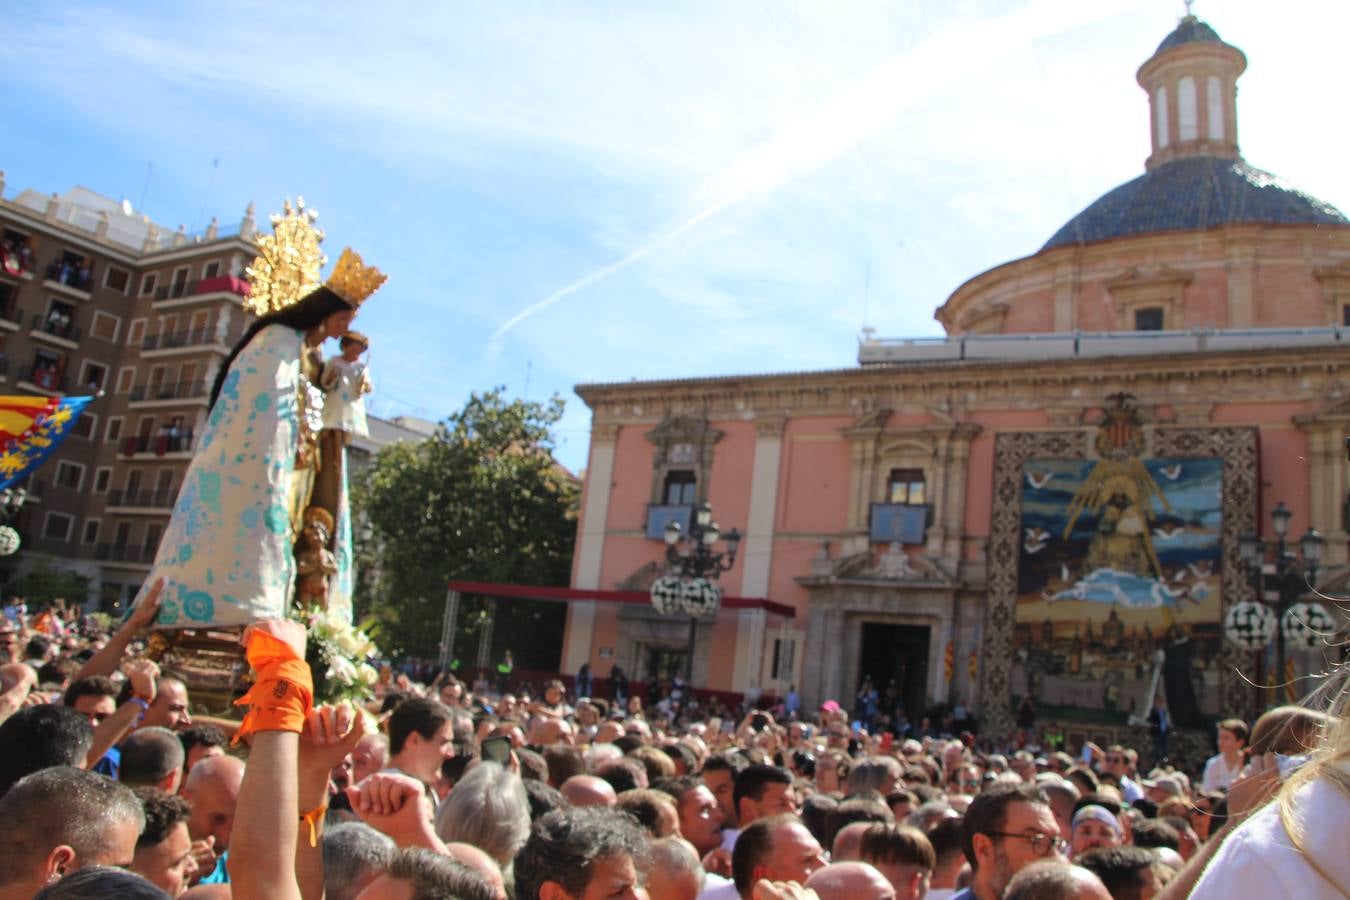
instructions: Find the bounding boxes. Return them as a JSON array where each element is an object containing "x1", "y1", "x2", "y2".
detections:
[{"x1": 1012, "y1": 402, "x2": 1224, "y2": 724}]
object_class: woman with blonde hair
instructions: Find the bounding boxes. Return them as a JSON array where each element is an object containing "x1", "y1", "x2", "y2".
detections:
[{"x1": 1188, "y1": 689, "x2": 1346, "y2": 895}]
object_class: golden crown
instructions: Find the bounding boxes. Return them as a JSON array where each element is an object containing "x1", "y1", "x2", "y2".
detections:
[
  {"x1": 244, "y1": 198, "x2": 326, "y2": 317},
  {"x1": 324, "y1": 248, "x2": 387, "y2": 309}
]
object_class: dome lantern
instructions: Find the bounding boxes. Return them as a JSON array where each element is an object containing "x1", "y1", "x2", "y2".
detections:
[{"x1": 1136, "y1": 14, "x2": 1246, "y2": 171}]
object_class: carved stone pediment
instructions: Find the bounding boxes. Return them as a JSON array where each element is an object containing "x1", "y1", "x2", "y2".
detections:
[
  {"x1": 801, "y1": 544, "x2": 955, "y2": 586},
  {"x1": 841, "y1": 408, "x2": 892, "y2": 436},
  {"x1": 958, "y1": 301, "x2": 1009, "y2": 334},
  {"x1": 1104, "y1": 265, "x2": 1195, "y2": 292},
  {"x1": 1105, "y1": 265, "x2": 1193, "y2": 330},
  {"x1": 644, "y1": 415, "x2": 723, "y2": 463},
  {"x1": 615, "y1": 560, "x2": 662, "y2": 591},
  {"x1": 1293, "y1": 395, "x2": 1350, "y2": 426}
]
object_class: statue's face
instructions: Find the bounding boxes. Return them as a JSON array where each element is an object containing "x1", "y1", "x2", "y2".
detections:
[{"x1": 306, "y1": 521, "x2": 329, "y2": 545}]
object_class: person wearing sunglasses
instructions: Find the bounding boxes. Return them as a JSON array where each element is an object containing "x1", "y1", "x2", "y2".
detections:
[{"x1": 951, "y1": 782, "x2": 1066, "y2": 900}]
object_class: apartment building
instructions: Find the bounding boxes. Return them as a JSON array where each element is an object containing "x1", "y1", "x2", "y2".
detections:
[{"x1": 0, "y1": 175, "x2": 427, "y2": 611}]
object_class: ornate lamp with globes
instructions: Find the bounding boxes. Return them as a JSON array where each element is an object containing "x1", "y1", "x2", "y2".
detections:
[{"x1": 649, "y1": 502, "x2": 741, "y2": 687}]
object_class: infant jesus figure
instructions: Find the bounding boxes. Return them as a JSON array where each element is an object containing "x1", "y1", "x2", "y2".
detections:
[{"x1": 296, "y1": 506, "x2": 338, "y2": 610}]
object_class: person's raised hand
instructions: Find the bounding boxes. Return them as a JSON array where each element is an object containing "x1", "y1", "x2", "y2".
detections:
[
  {"x1": 124, "y1": 577, "x2": 166, "y2": 633},
  {"x1": 241, "y1": 618, "x2": 307, "y2": 662},
  {"x1": 752, "y1": 880, "x2": 819, "y2": 900},
  {"x1": 346, "y1": 771, "x2": 434, "y2": 844},
  {"x1": 123, "y1": 658, "x2": 160, "y2": 701},
  {"x1": 189, "y1": 836, "x2": 218, "y2": 883},
  {"x1": 299, "y1": 703, "x2": 367, "y2": 796},
  {"x1": 701, "y1": 849, "x2": 733, "y2": 878}
]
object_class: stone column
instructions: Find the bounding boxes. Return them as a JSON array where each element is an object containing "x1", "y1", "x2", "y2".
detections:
[
  {"x1": 740, "y1": 416, "x2": 785, "y2": 598},
  {"x1": 732, "y1": 607, "x2": 768, "y2": 693},
  {"x1": 563, "y1": 423, "x2": 619, "y2": 677},
  {"x1": 801, "y1": 602, "x2": 829, "y2": 708},
  {"x1": 574, "y1": 424, "x2": 619, "y2": 590}
]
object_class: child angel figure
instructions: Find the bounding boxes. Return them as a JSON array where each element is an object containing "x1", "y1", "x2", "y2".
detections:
[{"x1": 320, "y1": 330, "x2": 372, "y2": 441}]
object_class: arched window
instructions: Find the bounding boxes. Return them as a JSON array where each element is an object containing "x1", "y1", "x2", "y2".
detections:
[
  {"x1": 1178, "y1": 76, "x2": 1198, "y2": 141},
  {"x1": 1154, "y1": 87, "x2": 1170, "y2": 148},
  {"x1": 1207, "y1": 76, "x2": 1224, "y2": 140}
]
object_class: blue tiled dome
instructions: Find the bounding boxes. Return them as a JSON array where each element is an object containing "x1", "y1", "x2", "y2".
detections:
[
  {"x1": 1156, "y1": 16, "x2": 1227, "y2": 53},
  {"x1": 1042, "y1": 157, "x2": 1349, "y2": 251}
]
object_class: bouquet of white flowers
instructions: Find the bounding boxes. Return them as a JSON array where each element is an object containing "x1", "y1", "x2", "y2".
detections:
[{"x1": 297, "y1": 607, "x2": 381, "y2": 705}]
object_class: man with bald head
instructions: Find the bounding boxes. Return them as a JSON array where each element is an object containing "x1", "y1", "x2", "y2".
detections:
[
  {"x1": 528, "y1": 717, "x2": 575, "y2": 747},
  {"x1": 646, "y1": 837, "x2": 704, "y2": 900},
  {"x1": 182, "y1": 755, "x2": 244, "y2": 884},
  {"x1": 446, "y1": 841, "x2": 507, "y2": 900},
  {"x1": 806, "y1": 862, "x2": 897, "y2": 900},
  {"x1": 832, "y1": 821, "x2": 874, "y2": 862},
  {"x1": 560, "y1": 773, "x2": 618, "y2": 807},
  {"x1": 1003, "y1": 862, "x2": 1110, "y2": 900}
]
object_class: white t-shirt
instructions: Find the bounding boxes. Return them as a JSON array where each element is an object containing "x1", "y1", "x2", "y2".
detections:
[
  {"x1": 697, "y1": 875, "x2": 739, "y2": 900},
  {"x1": 1191, "y1": 775, "x2": 1350, "y2": 898},
  {"x1": 1202, "y1": 753, "x2": 1243, "y2": 792}
]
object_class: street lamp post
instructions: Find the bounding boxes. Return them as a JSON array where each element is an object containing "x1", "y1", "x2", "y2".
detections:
[
  {"x1": 1237, "y1": 501, "x2": 1323, "y2": 701},
  {"x1": 0, "y1": 485, "x2": 29, "y2": 556},
  {"x1": 649, "y1": 502, "x2": 741, "y2": 686}
]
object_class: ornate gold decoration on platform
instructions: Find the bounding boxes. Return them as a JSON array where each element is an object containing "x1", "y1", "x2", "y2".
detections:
[
  {"x1": 244, "y1": 198, "x2": 327, "y2": 316},
  {"x1": 324, "y1": 248, "x2": 387, "y2": 309},
  {"x1": 145, "y1": 628, "x2": 250, "y2": 715}
]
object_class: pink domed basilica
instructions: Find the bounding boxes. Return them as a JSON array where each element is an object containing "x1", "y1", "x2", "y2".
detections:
[{"x1": 534, "y1": 14, "x2": 1350, "y2": 741}]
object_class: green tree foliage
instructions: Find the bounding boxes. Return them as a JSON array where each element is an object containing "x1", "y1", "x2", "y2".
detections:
[
  {"x1": 353, "y1": 389, "x2": 579, "y2": 667},
  {"x1": 6, "y1": 563, "x2": 92, "y2": 609}
]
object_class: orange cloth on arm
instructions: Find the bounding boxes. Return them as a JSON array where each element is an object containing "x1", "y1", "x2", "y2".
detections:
[{"x1": 232, "y1": 631, "x2": 314, "y2": 744}]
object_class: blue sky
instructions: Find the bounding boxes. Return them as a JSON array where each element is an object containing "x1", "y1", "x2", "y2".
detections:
[{"x1": 6, "y1": 1, "x2": 1349, "y2": 472}]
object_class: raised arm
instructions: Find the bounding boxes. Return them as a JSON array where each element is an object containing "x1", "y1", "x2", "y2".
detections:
[
  {"x1": 230, "y1": 619, "x2": 312, "y2": 900},
  {"x1": 72, "y1": 578, "x2": 164, "y2": 682},
  {"x1": 84, "y1": 658, "x2": 158, "y2": 767}
]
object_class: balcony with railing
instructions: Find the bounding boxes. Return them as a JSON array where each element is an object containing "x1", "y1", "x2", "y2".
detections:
[
  {"x1": 30, "y1": 312, "x2": 81, "y2": 348},
  {"x1": 154, "y1": 274, "x2": 250, "y2": 306},
  {"x1": 95, "y1": 542, "x2": 157, "y2": 565},
  {"x1": 0, "y1": 297, "x2": 21, "y2": 330},
  {"x1": 141, "y1": 327, "x2": 222, "y2": 353},
  {"x1": 128, "y1": 380, "x2": 209, "y2": 405},
  {"x1": 119, "y1": 431, "x2": 196, "y2": 457},
  {"x1": 105, "y1": 488, "x2": 178, "y2": 511},
  {"x1": 1, "y1": 238, "x2": 36, "y2": 280},
  {"x1": 17, "y1": 364, "x2": 67, "y2": 395},
  {"x1": 43, "y1": 261, "x2": 94, "y2": 298}
]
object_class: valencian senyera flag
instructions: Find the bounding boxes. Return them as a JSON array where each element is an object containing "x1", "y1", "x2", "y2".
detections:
[{"x1": 0, "y1": 396, "x2": 93, "y2": 490}]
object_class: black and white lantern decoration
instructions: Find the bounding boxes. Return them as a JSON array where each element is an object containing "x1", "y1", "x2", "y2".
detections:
[
  {"x1": 650, "y1": 575, "x2": 685, "y2": 615},
  {"x1": 1280, "y1": 601, "x2": 1335, "y2": 650},
  {"x1": 1225, "y1": 599, "x2": 1276, "y2": 652}
]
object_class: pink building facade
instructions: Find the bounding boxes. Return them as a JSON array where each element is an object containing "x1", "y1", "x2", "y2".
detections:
[{"x1": 561, "y1": 16, "x2": 1350, "y2": 737}]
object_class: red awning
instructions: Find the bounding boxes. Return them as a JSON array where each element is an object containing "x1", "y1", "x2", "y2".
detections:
[{"x1": 447, "y1": 581, "x2": 795, "y2": 619}]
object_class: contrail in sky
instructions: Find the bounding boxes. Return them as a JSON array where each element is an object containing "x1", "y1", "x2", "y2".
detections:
[{"x1": 490, "y1": 0, "x2": 1149, "y2": 347}]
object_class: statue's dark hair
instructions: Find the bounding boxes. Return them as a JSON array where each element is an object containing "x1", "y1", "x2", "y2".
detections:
[{"x1": 208, "y1": 286, "x2": 352, "y2": 410}]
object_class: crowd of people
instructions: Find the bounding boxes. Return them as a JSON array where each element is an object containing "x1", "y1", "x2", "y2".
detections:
[{"x1": 0, "y1": 584, "x2": 1347, "y2": 899}]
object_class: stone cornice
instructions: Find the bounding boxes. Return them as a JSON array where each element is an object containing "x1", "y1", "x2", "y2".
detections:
[{"x1": 577, "y1": 345, "x2": 1350, "y2": 422}]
